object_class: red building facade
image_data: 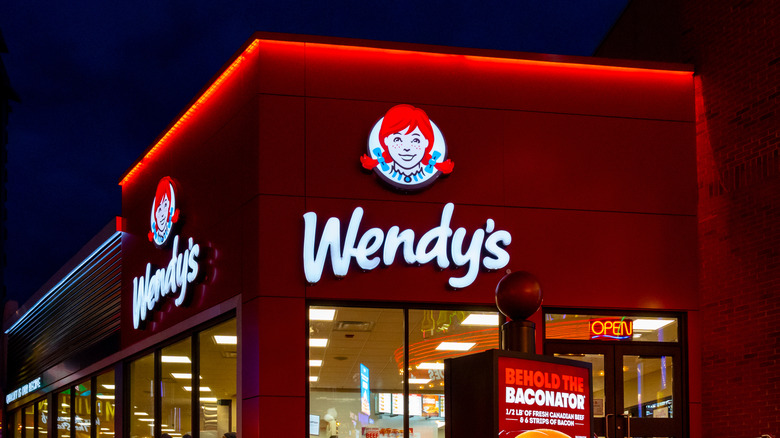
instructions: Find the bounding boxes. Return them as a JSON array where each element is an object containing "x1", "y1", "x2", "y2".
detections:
[{"x1": 5, "y1": 33, "x2": 700, "y2": 438}]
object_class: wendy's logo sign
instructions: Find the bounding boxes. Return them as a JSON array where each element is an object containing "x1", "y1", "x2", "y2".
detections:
[
  {"x1": 133, "y1": 176, "x2": 202, "y2": 330},
  {"x1": 361, "y1": 104, "x2": 454, "y2": 191},
  {"x1": 148, "y1": 176, "x2": 180, "y2": 247}
]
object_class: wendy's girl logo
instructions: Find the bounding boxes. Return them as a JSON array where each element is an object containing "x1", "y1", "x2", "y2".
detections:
[
  {"x1": 148, "y1": 176, "x2": 180, "y2": 247},
  {"x1": 361, "y1": 104, "x2": 454, "y2": 191}
]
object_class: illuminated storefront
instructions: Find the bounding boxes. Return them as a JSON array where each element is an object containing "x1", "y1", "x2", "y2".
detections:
[{"x1": 3, "y1": 33, "x2": 697, "y2": 438}]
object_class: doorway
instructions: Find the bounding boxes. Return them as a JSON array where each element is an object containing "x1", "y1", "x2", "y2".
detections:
[{"x1": 544, "y1": 312, "x2": 685, "y2": 438}]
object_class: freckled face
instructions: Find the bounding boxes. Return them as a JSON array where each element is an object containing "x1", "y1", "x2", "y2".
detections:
[
  {"x1": 156, "y1": 194, "x2": 170, "y2": 232},
  {"x1": 385, "y1": 126, "x2": 428, "y2": 169}
]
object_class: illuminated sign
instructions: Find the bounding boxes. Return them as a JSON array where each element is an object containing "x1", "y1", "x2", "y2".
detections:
[
  {"x1": 132, "y1": 177, "x2": 202, "y2": 329},
  {"x1": 148, "y1": 176, "x2": 180, "y2": 247},
  {"x1": 303, "y1": 203, "x2": 511, "y2": 288},
  {"x1": 361, "y1": 104, "x2": 454, "y2": 191},
  {"x1": 409, "y1": 394, "x2": 423, "y2": 416},
  {"x1": 499, "y1": 356, "x2": 591, "y2": 438},
  {"x1": 377, "y1": 393, "x2": 391, "y2": 414},
  {"x1": 392, "y1": 393, "x2": 404, "y2": 415},
  {"x1": 589, "y1": 318, "x2": 633, "y2": 341},
  {"x1": 360, "y1": 364, "x2": 371, "y2": 416},
  {"x1": 309, "y1": 415, "x2": 320, "y2": 435},
  {"x1": 422, "y1": 395, "x2": 440, "y2": 418},
  {"x1": 6, "y1": 377, "x2": 42, "y2": 404}
]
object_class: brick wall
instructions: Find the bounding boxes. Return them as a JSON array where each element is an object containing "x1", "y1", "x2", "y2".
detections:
[
  {"x1": 598, "y1": 0, "x2": 779, "y2": 435},
  {"x1": 684, "y1": 1, "x2": 779, "y2": 436}
]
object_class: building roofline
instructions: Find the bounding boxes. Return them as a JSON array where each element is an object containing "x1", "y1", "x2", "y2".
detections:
[
  {"x1": 4, "y1": 218, "x2": 121, "y2": 332},
  {"x1": 119, "y1": 32, "x2": 694, "y2": 185},
  {"x1": 247, "y1": 31, "x2": 693, "y2": 72}
]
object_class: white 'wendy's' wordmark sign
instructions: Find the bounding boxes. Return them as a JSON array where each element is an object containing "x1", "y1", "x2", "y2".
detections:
[{"x1": 303, "y1": 203, "x2": 511, "y2": 288}]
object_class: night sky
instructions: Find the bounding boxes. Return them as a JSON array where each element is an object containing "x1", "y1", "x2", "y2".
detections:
[{"x1": 1, "y1": 1, "x2": 628, "y2": 305}]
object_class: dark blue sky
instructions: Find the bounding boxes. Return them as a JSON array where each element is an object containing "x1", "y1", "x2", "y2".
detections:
[{"x1": 0, "y1": 0, "x2": 628, "y2": 304}]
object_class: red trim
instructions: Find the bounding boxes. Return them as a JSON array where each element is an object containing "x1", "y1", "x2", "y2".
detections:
[
  {"x1": 118, "y1": 34, "x2": 692, "y2": 188},
  {"x1": 119, "y1": 39, "x2": 262, "y2": 186}
]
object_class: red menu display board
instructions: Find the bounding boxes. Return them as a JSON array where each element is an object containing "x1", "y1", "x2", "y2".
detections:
[
  {"x1": 445, "y1": 350, "x2": 592, "y2": 438},
  {"x1": 497, "y1": 356, "x2": 591, "y2": 438}
]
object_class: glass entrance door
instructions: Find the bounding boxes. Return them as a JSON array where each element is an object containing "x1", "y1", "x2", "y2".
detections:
[{"x1": 544, "y1": 343, "x2": 683, "y2": 438}]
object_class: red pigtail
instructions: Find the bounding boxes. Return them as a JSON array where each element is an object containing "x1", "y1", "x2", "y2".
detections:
[
  {"x1": 360, "y1": 154, "x2": 379, "y2": 170},
  {"x1": 435, "y1": 159, "x2": 454, "y2": 174}
]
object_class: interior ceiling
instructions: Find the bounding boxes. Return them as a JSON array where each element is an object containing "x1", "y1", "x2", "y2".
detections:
[{"x1": 309, "y1": 308, "x2": 499, "y2": 393}]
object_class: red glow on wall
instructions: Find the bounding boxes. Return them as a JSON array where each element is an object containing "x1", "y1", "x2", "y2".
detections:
[
  {"x1": 119, "y1": 39, "x2": 262, "y2": 186},
  {"x1": 306, "y1": 41, "x2": 692, "y2": 78},
  {"x1": 119, "y1": 36, "x2": 692, "y2": 188}
]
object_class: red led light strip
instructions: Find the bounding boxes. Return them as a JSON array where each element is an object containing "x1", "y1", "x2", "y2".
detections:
[
  {"x1": 119, "y1": 39, "x2": 262, "y2": 186},
  {"x1": 306, "y1": 41, "x2": 692, "y2": 77},
  {"x1": 120, "y1": 37, "x2": 690, "y2": 187}
]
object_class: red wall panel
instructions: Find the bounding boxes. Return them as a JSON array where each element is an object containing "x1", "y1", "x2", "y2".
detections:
[
  {"x1": 257, "y1": 396, "x2": 306, "y2": 437},
  {"x1": 255, "y1": 39, "x2": 305, "y2": 96},
  {"x1": 502, "y1": 111, "x2": 696, "y2": 215},
  {"x1": 256, "y1": 297, "x2": 306, "y2": 396},
  {"x1": 255, "y1": 195, "x2": 307, "y2": 298},
  {"x1": 240, "y1": 297, "x2": 260, "y2": 399},
  {"x1": 502, "y1": 207, "x2": 697, "y2": 310},
  {"x1": 258, "y1": 94, "x2": 306, "y2": 196}
]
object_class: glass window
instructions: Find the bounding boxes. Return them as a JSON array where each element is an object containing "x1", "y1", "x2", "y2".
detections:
[
  {"x1": 623, "y1": 355, "x2": 674, "y2": 418},
  {"x1": 38, "y1": 398, "x2": 49, "y2": 437},
  {"x1": 553, "y1": 353, "x2": 606, "y2": 418},
  {"x1": 57, "y1": 389, "x2": 71, "y2": 438},
  {"x1": 161, "y1": 339, "x2": 192, "y2": 437},
  {"x1": 10, "y1": 409, "x2": 21, "y2": 438},
  {"x1": 199, "y1": 319, "x2": 237, "y2": 438},
  {"x1": 309, "y1": 306, "x2": 405, "y2": 438},
  {"x1": 74, "y1": 381, "x2": 91, "y2": 438},
  {"x1": 308, "y1": 306, "x2": 499, "y2": 438},
  {"x1": 24, "y1": 404, "x2": 34, "y2": 438},
  {"x1": 129, "y1": 353, "x2": 155, "y2": 437},
  {"x1": 96, "y1": 371, "x2": 116, "y2": 437},
  {"x1": 408, "y1": 309, "x2": 499, "y2": 437},
  {"x1": 126, "y1": 317, "x2": 236, "y2": 437},
  {"x1": 545, "y1": 313, "x2": 679, "y2": 343}
]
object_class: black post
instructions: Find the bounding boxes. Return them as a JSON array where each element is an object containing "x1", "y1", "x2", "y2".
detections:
[
  {"x1": 500, "y1": 319, "x2": 536, "y2": 353},
  {"x1": 495, "y1": 270, "x2": 542, "y2": 354}
]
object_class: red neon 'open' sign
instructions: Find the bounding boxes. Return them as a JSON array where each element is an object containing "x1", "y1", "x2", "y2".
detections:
[{"x1": 590, "y1": 318, "x2": 633, "y2": 340}]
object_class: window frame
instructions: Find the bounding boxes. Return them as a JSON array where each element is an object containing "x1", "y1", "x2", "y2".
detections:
[
  {"x1": 123, "y1": 312, "x2": 237, "y2": 438},
  {"x1": 306, "y1": 301, "x2": 502, "y2": 438}
]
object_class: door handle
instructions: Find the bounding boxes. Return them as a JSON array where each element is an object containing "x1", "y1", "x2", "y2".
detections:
[
  {"x1": 620, "y1": 414, "x2": 632, "y2": 438},
  {"x1": 605, "y1": 414, "x2": 615, "y2": 438}
]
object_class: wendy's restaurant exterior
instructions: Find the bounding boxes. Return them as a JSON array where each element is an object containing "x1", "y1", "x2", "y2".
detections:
[{"x1": 2, "y1": 33, "x2": 698, "y2": 438}]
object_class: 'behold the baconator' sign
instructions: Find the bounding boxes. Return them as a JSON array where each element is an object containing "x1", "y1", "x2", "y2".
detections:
[
  {"x1": 303, "y1": 203, "x2": 512, "y2": 288},
  {"x1": 499, "y1": 357, "x2": 591, "y2": 438}
]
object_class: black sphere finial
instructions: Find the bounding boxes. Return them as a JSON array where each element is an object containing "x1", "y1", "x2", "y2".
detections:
[{"x1": 495, "y1": 271, "x2": 542, "y2": 321}]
